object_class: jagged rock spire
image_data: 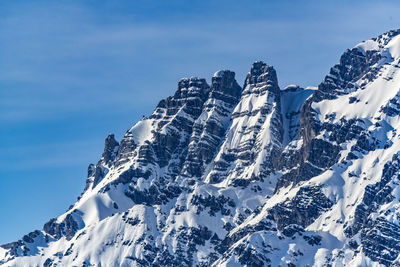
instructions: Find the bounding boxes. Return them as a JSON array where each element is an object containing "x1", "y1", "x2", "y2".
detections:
[
  {"x1": 102, "y1": 134, "x2": 119, "y2": 164},
  {"x1": 205, "y1": 61, "x2": 283, "y2": 185},
  {"x1": 182, "y1": 70, "x2": 241, "y2": 177},
  {"x1": 174, "y1": 77, "x2": 210, "y2": 100},
  {"x1": 243, "y1": 61, "x2": 280, "y2": 95},
  {"x1": 211, "y1": 70, "x2": 242, "y2": 101}
]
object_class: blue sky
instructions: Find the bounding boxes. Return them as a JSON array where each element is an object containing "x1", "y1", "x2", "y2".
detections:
[{"x1": 1, "y1": 0, "x2": 400, "y2": 244}]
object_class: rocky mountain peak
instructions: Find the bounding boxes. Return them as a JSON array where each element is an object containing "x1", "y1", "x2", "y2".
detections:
[
  {"x1": 102, "y1": 133, "x2": 119, "y2": 164},
  {"x1": 315, "y1": 29, "x2": 400, "y2": 102},
  {"x1": 175, "y1": 77, "x2": 210, "y2": 100},
  {"x1": 211, "y1": 70, "x2": 239, "y2": 92},
  {"x1": 209, "y1": 70, "x2": 242, "y2": 103},
  {"x1": 243, "y1": 61, "x2": 279, "y2": 94}
]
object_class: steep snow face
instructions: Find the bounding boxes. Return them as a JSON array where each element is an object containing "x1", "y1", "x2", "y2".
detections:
[
  {"x1": 205, "y1": 62, "x2": 283, "y2": 191},
  {"x1": 281, "y1": 85, "x2": 314, "y2": 145},
  {"x1": 3, "y1": 29, "x2": 400, "y2": 267}
]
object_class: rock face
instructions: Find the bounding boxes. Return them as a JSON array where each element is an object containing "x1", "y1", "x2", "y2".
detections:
[
  {"x1": 2, "y1": 29, "x2": 400, "y2": 266},
  {"x1": 206, "y1": 62, "x2": 283, "y2": 187}
]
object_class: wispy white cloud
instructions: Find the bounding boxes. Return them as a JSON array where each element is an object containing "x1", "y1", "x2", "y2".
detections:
[{"x1": 1, "y1": 0, "x2": 400, "y2": 123}]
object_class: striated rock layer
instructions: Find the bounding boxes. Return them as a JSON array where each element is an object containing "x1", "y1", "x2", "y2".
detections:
[{"x1": 2, "y1": 29, "x2": 400, "y2": 266}]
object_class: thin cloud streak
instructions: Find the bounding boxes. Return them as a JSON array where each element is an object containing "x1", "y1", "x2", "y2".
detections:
[{"x1": 2, "y1": 1, "x2": 400, "y2": 121}]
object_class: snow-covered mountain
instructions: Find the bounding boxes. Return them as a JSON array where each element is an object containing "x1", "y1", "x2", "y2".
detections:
[{"x1": 2, "y1": 29, "x2": 400, "y2": 266}]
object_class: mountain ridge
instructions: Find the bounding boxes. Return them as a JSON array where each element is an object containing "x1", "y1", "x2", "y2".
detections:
[{"x1": 2, "y1": 29, "x2": 400, "y2": 266}]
